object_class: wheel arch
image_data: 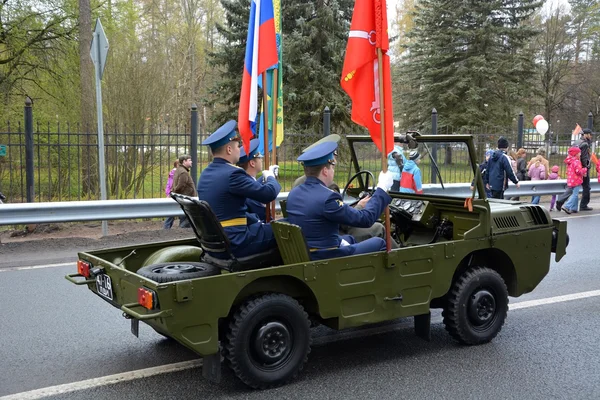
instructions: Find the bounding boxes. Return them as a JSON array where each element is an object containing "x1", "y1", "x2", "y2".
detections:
[
  {"x1": 453, "y1": 249, "x2": 517, "y2": 296},
  {"x1": 231, "y1": 275, "x2": 320, "y2": 316}
]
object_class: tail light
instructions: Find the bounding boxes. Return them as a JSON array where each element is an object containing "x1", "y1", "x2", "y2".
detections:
[
  {"x1": 77, "y1": 260, "x2": 91, "y2": 278},
  {"x1": 138, "y1": 288, "x2": 156, "y2": 310}
]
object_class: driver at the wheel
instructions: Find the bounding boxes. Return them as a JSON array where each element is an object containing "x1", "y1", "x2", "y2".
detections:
[{"x1": 286, "y1": 141, "x2": 394, "y2": 261}]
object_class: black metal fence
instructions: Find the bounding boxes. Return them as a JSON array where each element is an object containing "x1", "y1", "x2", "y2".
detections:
[{"x1": 0, "y1": 103, "x2": 595, "y2": 203}]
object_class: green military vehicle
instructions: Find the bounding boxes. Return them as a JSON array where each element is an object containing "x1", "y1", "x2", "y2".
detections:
[{"x1": 66, "y1": 133, "x2": 568, "y2": 389}]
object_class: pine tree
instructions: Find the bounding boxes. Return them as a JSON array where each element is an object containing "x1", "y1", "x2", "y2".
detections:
[
  {"x1": 397, "y1": 0, "x2": 542, "y2": 130},
  {"x1": 209, "y1": 0, "x2": 358, "y2": 136}
]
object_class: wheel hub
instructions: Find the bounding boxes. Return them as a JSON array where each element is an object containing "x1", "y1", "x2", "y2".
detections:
[
  {"x1": 468, "y1": 289, "x2": 496, "y2": 326},
  {"x1": 154, "y1": 264, "x2": 199, "y2": 274},
  {"x1": 253, "y1": 321, "x2": 291, "y2": 365}
]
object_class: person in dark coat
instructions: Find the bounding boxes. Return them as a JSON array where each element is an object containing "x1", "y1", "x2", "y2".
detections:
[
  {"x1": 483, "y1": 137, "x2": 520, "y2": 199},
  {"x1": 577, "y1": 128, "x2": 593, "y2": 211},
  {"x1": 171, "y1": 155, "x2": 196, "y2": 228},
  {"x1": 197, "y1": 120, "x2": 280, "y2": 258}
]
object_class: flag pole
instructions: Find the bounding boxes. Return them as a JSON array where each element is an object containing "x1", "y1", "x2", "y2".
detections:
[
  {"x1": 377, "y1": 48, "x2": 392, "y2": 252},
  {"x1": 270, "y1": 68, "x2": 279, "y2": 221},
  {"x1": 262, "y1": 73, "x2": 272, "y2": 222}
]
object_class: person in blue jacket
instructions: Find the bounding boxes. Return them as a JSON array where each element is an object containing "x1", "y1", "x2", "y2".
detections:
[
  {"x1": 483, "y1": 137, "x2": 520, "y2": 199},
  {"x1": 286, "y1": 140, "x2": 394, "y2": 261},
  {"x1": 387, "y1": 144, "x2": 406, "y2": 191},
  {"x1": 237, "y1": 138, "x2": 267, "y2": 221},
  {"x1": 197, "y1": 120, "x2": 280, "y2": 258}
]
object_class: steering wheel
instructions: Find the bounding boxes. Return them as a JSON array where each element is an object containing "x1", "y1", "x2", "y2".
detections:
[{"x1": 341, "y1": 170, "x2": 376, "y2": 207}]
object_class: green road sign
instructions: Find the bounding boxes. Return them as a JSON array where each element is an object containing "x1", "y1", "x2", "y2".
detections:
[{"x1": 0, "y1": 145, "x2": 6, "y2": 157}]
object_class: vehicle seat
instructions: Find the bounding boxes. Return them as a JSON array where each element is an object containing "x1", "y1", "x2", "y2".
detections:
[
  {"x1": 171, "y1": 193, "x2": 282, "y2": 272},
  {"x1": 270, "y1": 221, "x2": 311, "y2": 264},
  {"x1": 279, "y1": 199, "x2": 288, "y2": 218}
]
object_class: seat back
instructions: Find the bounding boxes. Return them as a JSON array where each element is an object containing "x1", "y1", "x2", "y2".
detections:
[
  {"x1": 270, "y1": 221, "x2": 311, "y2": 264},
  {"x1": 279, "y1": 199, "x2": 288, "y2": 218},
  {"x1": 171, "y1": 193, "x2": 231, "y2": 255}
]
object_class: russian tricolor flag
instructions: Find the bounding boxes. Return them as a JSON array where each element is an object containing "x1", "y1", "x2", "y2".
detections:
[{"x1": 238, "y1": 0, "x2": 279, "y2": 154}]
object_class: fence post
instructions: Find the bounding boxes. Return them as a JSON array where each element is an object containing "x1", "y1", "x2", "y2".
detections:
[
  {"x1": 190, "y1": 103, "x2": 198, "y2": 184},
  {"x1": 323, "y1": 106, "x2": 330, "y2": 137},
  {"x1": 24, "y1": 97, "x2": 34, "y2": 203},
  {"x1": 431, "y1": 108, "x2": 437, "y2": 184},
  {"x1": 588, "y1": 112, "x2": 593, "y2": 131},
  {"x1": 517, "y1": 111, "x2": 524, "y2": 149}
]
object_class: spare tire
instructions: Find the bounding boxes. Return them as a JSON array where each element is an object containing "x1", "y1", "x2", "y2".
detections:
[{"x1": 137, "y1": 262, "x2": 220, "y2": 283}]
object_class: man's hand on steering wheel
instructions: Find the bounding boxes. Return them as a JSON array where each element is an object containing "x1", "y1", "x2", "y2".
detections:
[{"x1": 357, "y1": 195, "x2": 372, "y2": 209}]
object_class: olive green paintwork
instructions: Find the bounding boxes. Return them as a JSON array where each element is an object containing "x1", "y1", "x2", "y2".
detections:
[{"x1": 68, "y1": 134, "x2": 568, "y2": 358}]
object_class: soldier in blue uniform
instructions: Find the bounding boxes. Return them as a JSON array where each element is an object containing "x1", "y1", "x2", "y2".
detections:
[
  {"x1": 237, "y1": 138, "x2": 267, "y2": 221},
  {"x1": 197, "y1": 120, "x2": 280, "y2": 258},
  {"x1": 286, "y1": 141, "x2": 394, "y2": 261}
]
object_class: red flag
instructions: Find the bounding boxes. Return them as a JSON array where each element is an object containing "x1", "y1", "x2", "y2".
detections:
[{"x1": 341, "y1": 0, "x2": 394, "y2": 155}]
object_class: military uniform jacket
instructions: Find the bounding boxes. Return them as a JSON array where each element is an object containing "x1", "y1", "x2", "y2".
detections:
[
  {"x1": 197, "y1": 158, "x2": 280, "y2": 223},
  {"x1": 286, "y1": 176, "x2": 391, "y2": 250},
  {"x1": 245, "y1": 178, "x2": 267, "y2": 221}
]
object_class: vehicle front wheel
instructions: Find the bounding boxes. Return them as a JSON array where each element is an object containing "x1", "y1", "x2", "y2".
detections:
[
  {"x1": 443, "y1": 266, "x2": 508, "y2": 345},
  {"x1": 225, "y1": 293, "x2": 311, "y2": 389}
]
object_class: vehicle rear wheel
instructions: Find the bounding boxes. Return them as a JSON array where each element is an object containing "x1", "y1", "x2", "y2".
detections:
[
  {"x1": 443, "y1": 266, "x2": 508, "y2": 345},
  {"x1": 136, "y1": 262, "x2": 220, "y2": 283},
  {"x1": 225, "y1": 293, "x2": 311, "y2": 389}
]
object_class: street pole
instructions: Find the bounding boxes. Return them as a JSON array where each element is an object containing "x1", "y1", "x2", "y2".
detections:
[{"x1": 91, "y1": 21, "x2": 109, "y2": 237}]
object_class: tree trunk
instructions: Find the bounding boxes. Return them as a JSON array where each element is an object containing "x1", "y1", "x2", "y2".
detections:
[{"x1": 78, "y1": 0, "x2": 97, "y2": 196}]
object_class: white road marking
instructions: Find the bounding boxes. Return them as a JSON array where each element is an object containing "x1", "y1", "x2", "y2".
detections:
[
  {"x1": 509, "y1": 289, "x2": 600, "y2": 310},
  {"x1": 2, "y1": 289, "x2": 600, "y2": 399},
  {"x1": 0, "y1": 360, "x2": 202, "y2": 400},
  {"x1": 0, "y1": 262, "x2": 74, "y2": 272}
]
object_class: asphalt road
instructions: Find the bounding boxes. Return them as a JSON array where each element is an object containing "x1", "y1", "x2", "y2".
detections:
[{"x1": 1, "y1": 212, "x2": 599, "y2": 399}]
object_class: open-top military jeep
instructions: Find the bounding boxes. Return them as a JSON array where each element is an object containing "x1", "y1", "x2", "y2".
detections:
[{"x1": 66, "y1": 134, "x2": 568, "y2": 389}]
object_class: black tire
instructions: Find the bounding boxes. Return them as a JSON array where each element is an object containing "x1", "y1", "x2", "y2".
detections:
[
  {"x1": 443, "y1": 267, "x2": 508, "y2": 345},
  {"x1": 225, "y1": 293, "x2": 311, "y2": 389},
  {"x1": 136, "y1": 262, "x2": 220, "y2": 283}
]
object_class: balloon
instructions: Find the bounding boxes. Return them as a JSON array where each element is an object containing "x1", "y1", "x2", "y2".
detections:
[
  {"x1": 535, "y1": 119, "x2": 549, "y2": 135},
  {"x1": 533, "y1": 115, "x2": 544, "y2": 126}
]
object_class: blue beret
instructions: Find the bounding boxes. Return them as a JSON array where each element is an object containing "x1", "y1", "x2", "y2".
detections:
[
  {"x1": 238, "y1": 138, "x2": 263, "y2": 164},
  {"x1": 298, "y1": 141, "x2": 338, "y2": 167},
  {"x1": 202, "y1": 120, "x2": 240, "y2": 150},
  {"x1": 302, "y1": 134, "x2": 341, "y2": 153}
]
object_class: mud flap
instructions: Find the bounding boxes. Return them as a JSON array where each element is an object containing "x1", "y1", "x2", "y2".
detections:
[
  {"x1": 202, "y1": 353, "x2": 221, "y2": 383},
  {"x1": 414, "y1": 312, "x2": 431, "y2": 342},
  {"x1": 552, "y1": 219, "x2": 568, "y2": 262},
  {"x1": 131, "y1": 318, "x2": 139, "y2": 338}
]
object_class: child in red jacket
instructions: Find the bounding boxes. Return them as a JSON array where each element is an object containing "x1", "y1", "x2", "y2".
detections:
[{"x1": 556, "y1": 147, "x2": 587, "y2": 214}]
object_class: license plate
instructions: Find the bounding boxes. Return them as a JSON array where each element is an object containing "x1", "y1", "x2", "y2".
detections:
[{"x1": 95, "y1": 274, "x2": 113, "y2": 301}]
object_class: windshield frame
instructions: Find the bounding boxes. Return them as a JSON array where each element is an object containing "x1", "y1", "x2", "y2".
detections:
[{"x1": 346, "y1": 134, "x2": 486, "y2": 200}]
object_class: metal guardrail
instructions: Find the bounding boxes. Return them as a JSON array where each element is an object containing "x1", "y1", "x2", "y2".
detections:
[{"x1": 0, "y1": 180, "x2": 598, "y2": 226}]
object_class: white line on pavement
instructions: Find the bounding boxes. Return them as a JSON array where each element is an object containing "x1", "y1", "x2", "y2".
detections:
[
  {"x1": 2, "y1": 289, "x2": 600, "y2": 399},
  {"x1": 509, "y1": 289, "x2": 600, "y2": 310},
  {"x1": 0, "y1": 262, "x2": 74, "y2": 272},
  {"x1": 0, "y1": 360, "x2": 202, "y2": 400}
]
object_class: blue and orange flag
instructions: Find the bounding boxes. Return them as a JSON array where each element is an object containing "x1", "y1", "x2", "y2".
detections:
[
  {"x1": 257, "y1": 0, "x2": 284, "y2": 154},
  {"x1": 238, "y1": 0, "x2": 279, "y2": 154},
  {"x1": 341, "y1": 0, "x2": 394, "y2": 155}
]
